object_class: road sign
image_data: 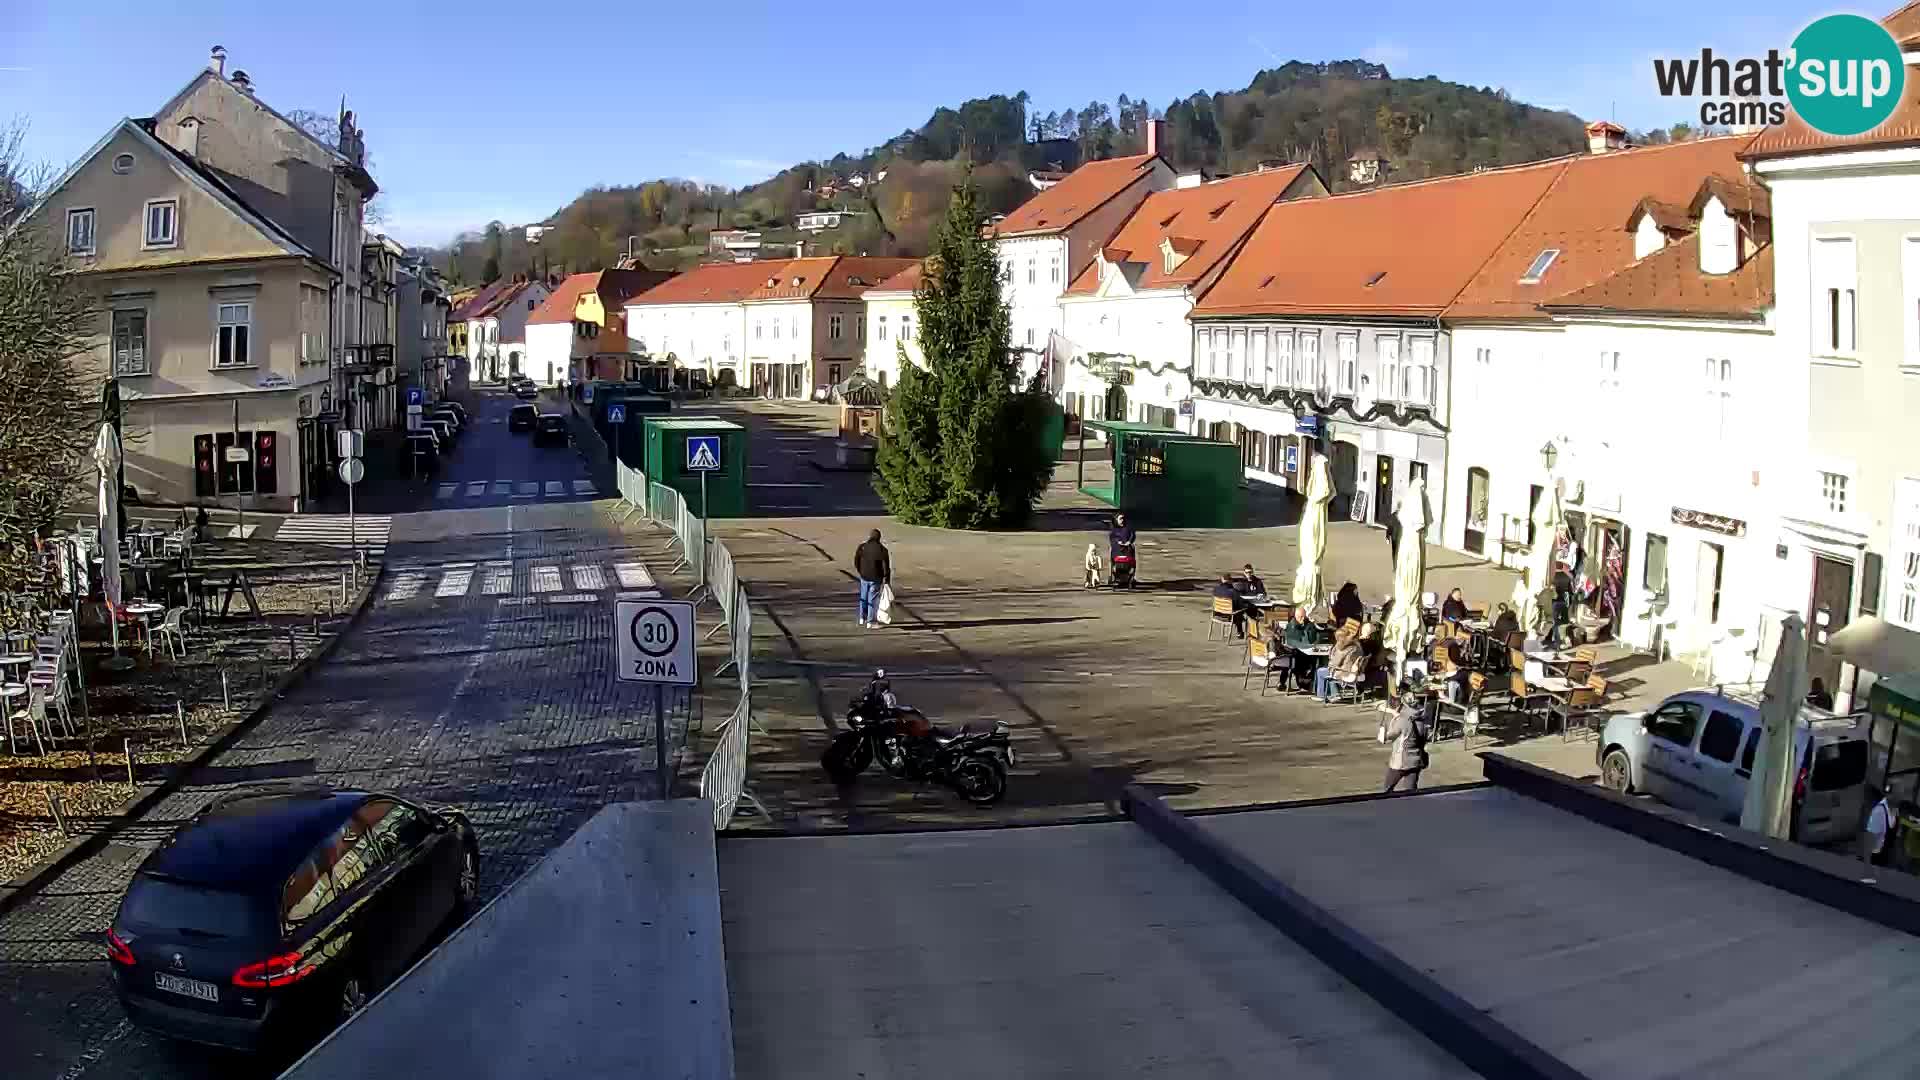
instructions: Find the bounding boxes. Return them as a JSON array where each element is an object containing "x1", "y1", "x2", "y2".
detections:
[
  {"x1": 1284, "y1": 445, "x2": 1299, "y2": 473},
  {"x1": 582, "y1": 383, "x2": 596, "y2": 404},
  {"x1": 223, "y1": 446, "x2": 250, "y2": 463},
  {"x1": 607, "y1": 403, "x2": 626, "y2": 424},
  {"x1": 407, "y1": 387, "x2": 424, "y2": 407},
  {"x1": 686, "y1": 435, "x2": 721, "y2": 472},
  {"x1": 615, "y1": 599, "x2": 695, "y2": 685},
  {"x1": 406, "y1": 403, "x2": 424, "y2": 415},
  {"x1": 338, "y1": 458, "x2": 365, "y2": 485},
  {"x1": 1295, "y1": 415, "x2": 1322, "y2": 437},
  {"x1": 337, "y1": 429, "x2": 364, "y2": 460}
]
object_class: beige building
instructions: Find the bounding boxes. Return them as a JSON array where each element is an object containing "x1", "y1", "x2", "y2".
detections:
[{"x1": 31, "y1": 116, "x2": 336, "y2": 510}]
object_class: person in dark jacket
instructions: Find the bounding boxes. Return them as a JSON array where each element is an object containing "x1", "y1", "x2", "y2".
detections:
[
  {"x1": 1211, "y1": 573, "x2": 1248, "y2": 638},
  {"x1": 1440, "y1": 587, "x2": 1470, "y2": 625},
  {"x1": 853, "y1": 529, "x2": 891, "y2": 628},
  {"x1": 1331, "y1": 582, "x2": 1364, "y2": 628}
]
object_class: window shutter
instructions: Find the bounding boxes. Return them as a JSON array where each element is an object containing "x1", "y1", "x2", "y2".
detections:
[{"x1": 1861, "y1": 552, "x2": 1883, "y2": 617}]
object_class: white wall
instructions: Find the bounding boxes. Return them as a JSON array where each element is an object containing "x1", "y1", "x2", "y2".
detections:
[
  {"x1": 862, "y1": 292, "x2": 919, "y2": 387},
  {"x1": 1058, "y1": 288, "x2": 1193, "y2": 426},
  {"x1": 626, "y1": 302, "x2": 749, "y2": 378},
  {"x1": 997, "y1": 235, "x2": 1067, "y2": 360},
  {"x1": 525, "y1": 322, "x2": 572, "y2": 386}
]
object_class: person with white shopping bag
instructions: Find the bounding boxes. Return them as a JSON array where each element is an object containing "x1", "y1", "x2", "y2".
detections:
[{"x1": 853, "y1": 529, "x2": 892, "y2": 629}]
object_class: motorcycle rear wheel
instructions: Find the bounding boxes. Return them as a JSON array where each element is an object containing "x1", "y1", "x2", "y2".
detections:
[{"x1": 951, "y1": 754, "x2": 1008, "y2": 806}]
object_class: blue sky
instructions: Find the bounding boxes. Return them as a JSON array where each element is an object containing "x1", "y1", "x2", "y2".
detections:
[{"x1": 4, "y1": 0, "x2": 1830, "y2": 247}]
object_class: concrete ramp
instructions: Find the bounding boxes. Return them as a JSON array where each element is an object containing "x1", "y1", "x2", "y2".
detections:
[
  {"x1": 719, "y1": 821, "x2": 1471, "y2": 1079},
  {"x1": 285, "y1": 800, "x2": 733, "y2": 1080}
]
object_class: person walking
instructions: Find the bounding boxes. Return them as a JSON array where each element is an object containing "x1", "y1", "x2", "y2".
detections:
[
  {"x1": 1862, "y1": 786, "x2": 1896, "y2": 867},
  {"x1": 1379, "y1": 688, "x2": 1432, "y2": 793},
  {"x1": 853, "y1": 529, "x2": 891, "y2": 629}
]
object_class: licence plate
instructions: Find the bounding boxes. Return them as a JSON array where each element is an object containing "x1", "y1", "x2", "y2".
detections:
[{"x1": 154, "y1": 972, "x2": 220, "y2": 1003}]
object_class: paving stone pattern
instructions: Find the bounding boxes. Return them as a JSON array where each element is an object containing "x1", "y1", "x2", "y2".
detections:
[{"x1": 0, "y1": 506, "x2": 686, "y2": 1080}]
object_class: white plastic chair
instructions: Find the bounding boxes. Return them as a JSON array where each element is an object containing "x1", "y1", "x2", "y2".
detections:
[
  {"x1": 156, "y1": 607, "x2": 188, "y2": 660},
  {"x1": 6, "y1": 686, "x2": 48, "y2": 755}
]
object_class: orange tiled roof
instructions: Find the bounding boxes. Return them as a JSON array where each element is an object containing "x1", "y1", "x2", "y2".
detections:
[
  {"x1": 451, "y1": 279, "x2": 516, "y2": 320},
  {"x1": 1066, "y1": 165, "x2": 1311, "y2": 297},
  {"x1": 1444, "y1": 136, "x2": 1752, "y2": 321},
  {"x1": 626, "y1": 260, "x2": 799, "y2": 306},
  {"x1": 739, "y1": 256, "x2": 917, "y2": 302},
  {"x1": 812, "y1": 256, "x2": 919, "y2": 300},
  {"x1": 1193, "y1": 158, "x2": 1567, "y2": 318},
  {"x1": 863, "y1": 262, "x2": 923, "y2": 296},
  {"x1": 1543, "y1": 236, "x2": 1772, "y2": 319},
  {"x1": 528, "y1": 272, "x2": 600, "y2": 324},
  {"x1": 1743, "y1": 4, "x2": 1920, "y2": 160},
  {"x1": 1626, "y1": 197, "x2": 1693, "y2": 234},
  {"x1": 991, "y1": 153, "x2": 1159, "y2": 237}
]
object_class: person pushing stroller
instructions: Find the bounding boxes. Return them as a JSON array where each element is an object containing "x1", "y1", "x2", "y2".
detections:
[{"x1": 1107, "y1": 513, "x2": 1138, "y2": 589}]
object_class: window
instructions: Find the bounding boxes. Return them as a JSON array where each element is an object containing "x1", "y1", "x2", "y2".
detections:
[
  {"x1": 829, "y1": 314, "x2": 843, "y2": 340},
  {"x1": 1474, "y1": 346, "x2": 1492, "y2": 367},
  {"x1": 300, "y1": 284, "x2": 327, "y2": 365},
  {"x1": 856, "y1": 314, "x2": 865, "y2": 340},
  {"x1": 1739, "y1": 727, "x2": 1762, "y2": 774},
  {"x1": 1704, "y1": 358, "x2": 1732, "y2": 438},
  {"x1": 112, "y1": 153, "x2": 135, "y2": 174},
  {"x1": 1026, "y1": 328, "x2": 1035, "y2": 346},
  {"x1": 1026, "y1": 258, "x2": 1036, "y2": 284},
  {"x1": 142, "y1": 199, "x2": 178, "y2": 248},
  {"x1": 1408, "y1": 460, "x2": 1427, "y2": 489},
  {"x1": 215, "y1": 302, "x2": 252, "y2": 368},
  {"x1": 772, "y1": 319, "x2": 780, "y2": 340},
  {"x1": 282, "y1": 854, "x2": 338, "y2": 930},
  {"x1": 1644, "y1": 533, "x2": 1669, "y2": 594},
  {"x1": 1646, "y1": 700, "x2": 1702, "y2": 749},
  {"x1": 1297, "y1": 331, "x2": 1320, "y2": 389},
  {"x1": 1895, "y1": 479, "x2": 1920, "y2": 629},
  {"x1": 1599, "y1": 351, "x2": 1621, "y2": 398},
  {"x1": 1861, "y1": 551, "x2": 1883, "y2": 617},
  {"x1": 1406, "y1": 337, "x2": 1435, "y2": 405},
  {"x1": 1821, "y1": 471, "x2": 1849, "y2": 515},
  {"x1": 1519, "y1": 248, "x2": 1560, "y2": 283},
  {"x1": 1465, "y1": 467, "x2": 1490, "y2": 552},
  {"x1": 1272, "y1": 331, "x2": 1294, "y2": 386},
  {"x1": 877, "y1": 316, "x2": 889, "y2": 341},
  {"x1": 66, "y1": 208, "x2": 95, "y2": 255},
  {"x1": 1813, "y1": 237, "x2": 1857, "y2": 355},
  {"x1": 1698, "y1": 710, "x2": 1745, "y2": 764},
  {"x1": 112, "y1": 309, "x2": 148, "y2": 376},
  {"x1": 1250, "y1": 330, "x2": 1268, "y2": 386},
  {"x1": 1336, "y1": 333, "x2": 1358, "y2": 395},
  {"x1": 901, "y1": 314, "x2": 912, "y2": 342},
  {"x1": 1377, "y1": 335, "x2": 1401, "y2": 400},
  {"x1": 1906, "y1": 236, "x2": 1920, "y2": 368},
  {"x1": 1229, "y1": 329, "x2": 1246, "y2": 382},
  {"x1": 755, "y1": 320, "x2": 763, "y2": 340},
  {"x1": 1268, "y1": 433, "x2": 1288, "y2": 473},
  {"x1": 1049, "y1": 255, "x2": 1062, "y2": 284}
]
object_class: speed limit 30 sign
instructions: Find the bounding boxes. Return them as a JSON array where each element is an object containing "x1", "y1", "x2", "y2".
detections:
[{"x1": 614, "y1": 599, "x2": 696, "y2": 685}]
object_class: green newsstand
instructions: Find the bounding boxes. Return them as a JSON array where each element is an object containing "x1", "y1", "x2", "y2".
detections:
[
  {"x1": 642, "y1": 417, "x2": 748, "y2": 518},
  {"x1": 1073, "y1": 419, "x2": 1242, "y2": 528}
]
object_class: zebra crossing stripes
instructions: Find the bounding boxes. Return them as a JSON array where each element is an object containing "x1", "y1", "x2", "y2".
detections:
[
  {"x1": 572, "y1": 480, "x2": 596, "y2": 495},
  {"x1": 433, "y1": 478, "x2": 599, "y2": 501},
  {"x1": 613, "y1": 562, "x2": 654, "y2": 590},
  {"x1": 377, "y1": 558, "x2": 659, "y2": 605},
  {"x1": 544, "y1": 481, "x2": 565, "y2": 496},
  {"x1": 493, "y1": 481, "x2": 512, "y2": 496},
  {"x1": 571, "y1": 564, "x2": 606, "y2": 591},
  {"x1": 481, "y1": 561, "x2": 513, "y2": 596},
  {"x1": 435, "y1": 564, "x2": 475, "y2": 597},
  {"x1": 530, "y1": 566, "x2": 562, "y2": 593},
  {"x1": 274, "y1": 514, "x2": 393, "y2": 556}
]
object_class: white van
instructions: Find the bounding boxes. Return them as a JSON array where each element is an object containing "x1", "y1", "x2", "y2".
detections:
[{"x1": 1597, "y1": 690, "x2": 1870, "y2": 846}]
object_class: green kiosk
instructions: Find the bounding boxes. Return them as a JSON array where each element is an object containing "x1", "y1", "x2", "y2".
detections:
[
  {"x1": 642, "y1": 417, "x2": 748, "y2": 518},
  {"x1": 1074, "y1": 419, "x2": 1241, "y2": 528}
]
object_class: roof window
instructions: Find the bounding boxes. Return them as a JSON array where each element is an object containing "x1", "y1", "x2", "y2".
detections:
[
  {"x1": 1208, "y1": 202, "x2": 1231, "y2": 220},
  {"x1": 1260, "y1": 275, "x2": 1276, "y2": 289},
  {"x1": 1366, "y1": 271, "x2": 1388, "y2": 287},
  {"x1": 1160, "y1": 211, "x2": 1180, "y2": 228},
  {"x1": 1519, "y1": 248, "x2": 1560, "y2": 284}
]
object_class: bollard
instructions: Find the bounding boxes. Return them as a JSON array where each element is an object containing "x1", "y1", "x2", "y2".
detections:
[
  {"x1": 124, "y1": 737, "x2": 135, "y2": 785},
  {"x1": 46, "y1": 791, "x2": 68, "y2": 837},
  {"x1": 221, "y1": 669, "x2": 230, "y2": 711},
  {"x1": 176, "y1": 700, "x2": 189, "y2": 748}
]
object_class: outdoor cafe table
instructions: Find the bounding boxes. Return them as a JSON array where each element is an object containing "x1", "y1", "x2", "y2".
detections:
[
  {"x1": 1456, "y1": 619, "x2": 1495, "y2": 667},
  {"x1": 124, "y1": 601, "x2": 165, "y2": 653},
  {"x1": 0, "y1": 682, "x2": 30, "y2": 752},
  {"x1": 0, "y1": 652, "x2": 33, "y2": 684},
  {"x1": 1524, "y1": 649, "x2": 1578, "y2": 675},
  {"x1": 167, "y1": 570, "x2": 209, "y2": 618}
]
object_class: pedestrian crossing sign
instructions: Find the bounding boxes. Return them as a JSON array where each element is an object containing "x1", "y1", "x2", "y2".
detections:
[
  {"x1": 607, "y1": 403, "x2": 626, "y2": 424},
  {"x1": 686, "y1": 435, "x2": 721, "y2": 472}
]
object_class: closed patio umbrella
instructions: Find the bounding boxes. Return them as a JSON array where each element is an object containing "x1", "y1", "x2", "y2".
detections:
[
  {"x1": 95, "y1": 424, "x2": 131, "y2": 669},
  {"x1": 1741, "y1": 613, "x2": 1808, "y2": 839},
  {"x1": 1382, "y1": 478, "x2": 1429, "y2": 680},
  {"x1": 1513, "y1": 488, "x2": 1561, "y2": 640},
  {"x1": 1290, "y1": 456, "x2": 1332, "y2": 610}
]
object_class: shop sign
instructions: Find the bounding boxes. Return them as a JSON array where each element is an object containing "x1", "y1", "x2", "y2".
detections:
[
  {"x1": 256, "y1": 371, "x2": 292, "y2": 389},
  {"x1": 1671, "y1": 506, "x2": 1746, "y2": 537}
]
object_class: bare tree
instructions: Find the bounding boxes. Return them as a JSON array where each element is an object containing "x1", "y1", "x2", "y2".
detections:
[
  {"x1": 0, "y1": 118, "x2": 100, "y2": 591},
  {"x1": 286, "y1": 107, "x2": 385, "y2": 225}
]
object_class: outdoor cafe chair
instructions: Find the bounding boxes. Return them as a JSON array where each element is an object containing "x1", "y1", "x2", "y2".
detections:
[
  {"x1": 156, "y1": 606, "x2": 188, "y2": 661},
  {"x1": 1508, "y1": 671, "x2": 1551, "y2": 729},
  {"x1": 1325, "y1": 663, "x2": 1366, "y2": 706},
  {"x1": 1548, "y1": 674, "x2": 1609, "y2": 741},
  {"x1": 1207, "y1": 596, "x2": 1239, "y2": 642},
  {"x1": 5, "y1": 685, "x2": 48, "y2": 755},
  {"x1": 1244, "y1": 635, "x2": 1290, "y2": 695},
  {"x1": 1434, "y1": 672, "x2": 1488, "y2": 746}
]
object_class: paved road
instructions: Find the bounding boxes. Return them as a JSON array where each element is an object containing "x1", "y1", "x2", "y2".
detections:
[{"x1": 0, "y1": 389, "x2": 690, "y2": 1080}]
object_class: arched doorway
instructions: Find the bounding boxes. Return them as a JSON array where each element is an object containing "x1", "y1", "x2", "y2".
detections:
[
  {"x1": 508, "y1": 351, "x2": 522, "y2": 376},
  {"x1": 1329, "y1": 440, "x2": 1359, "y2": 520},
  {"x1": 1104, "y1": 383, "x2": 1128, "y2": 423}
]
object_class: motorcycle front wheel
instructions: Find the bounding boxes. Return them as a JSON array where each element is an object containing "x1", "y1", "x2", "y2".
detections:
[
  {"x1": 821, "y1": 733, "x2": 872, "y2": 784},
  {"x1": 950, "y1": 754, "x2": 1008, "y2": 806}
]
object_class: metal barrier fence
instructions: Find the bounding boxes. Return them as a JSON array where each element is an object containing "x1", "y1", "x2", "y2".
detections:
[{"x1": 698, "y1": 689, "x2": 762, "y2": 829}]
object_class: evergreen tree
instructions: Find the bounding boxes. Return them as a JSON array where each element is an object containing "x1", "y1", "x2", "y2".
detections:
[{"x1": 875, "y1": 178, "x2": 1053, "y2": 528}]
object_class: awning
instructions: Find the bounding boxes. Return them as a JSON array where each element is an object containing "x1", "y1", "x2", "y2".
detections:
[{"x1": 1827, "y1": 616, "x2": 1920, "y2": 678}]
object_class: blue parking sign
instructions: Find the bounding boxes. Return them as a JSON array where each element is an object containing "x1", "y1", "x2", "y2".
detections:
[
  {"x1": 1285, "y1": 445, "x2": 1299, "y2": 473},
  {"x1": 607, "y1": 403, "x2": 626, "y2": 424},
  {"x1": 407, "y1": 387, "x2": 423, "y2": 407},
  {"x1": 686, "y1": 435, "x2": 721, "y2": 471}
]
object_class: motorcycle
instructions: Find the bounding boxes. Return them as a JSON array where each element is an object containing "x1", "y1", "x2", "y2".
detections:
[{"x1": 820, "y1": 673, "x2": 1014, "y2": 805}]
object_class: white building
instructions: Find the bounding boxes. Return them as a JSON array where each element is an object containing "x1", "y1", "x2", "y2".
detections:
[
  {"x1": 623, "y1": 262, "x2": 765, "y2": 390},
  {"x1": 991, "y1": 125, "x2": 1173, "y2": 385},
  {"x1": 861, "y1": 262, "x2": 922, "y2": 389},
  {"x1": 490, "y1": 280, "x2": 551, "y2": 381},
  {"x1": 1741, "y1": 18, "x2": 1920, "y2": 708},
  {"x1": 1055, "y1": 163, "x2": 1322, "y2": 431},
  {"x1": 796, "y1": 209, "x2": 861, "y2": 233}
]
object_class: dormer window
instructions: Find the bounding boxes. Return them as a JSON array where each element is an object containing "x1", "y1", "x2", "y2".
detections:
[
  {"x1": 1208, "y1": 202, "x2": 1231, "y2": 220},
  {"x1": 1366, "y1": 271, "x2": 1387, "y2": 287},
  {"x1": 765, "y1": 277, "x2": 777, "y2": 287},
  {"x1": 1519, "y1": 249, "x2": 1560, "y2": 284},
  {"x1": 790, "y1": 276, "x2": 802, "y2": 287}
]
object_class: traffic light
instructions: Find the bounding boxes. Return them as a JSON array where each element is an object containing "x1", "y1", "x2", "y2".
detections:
[
  {"x1": 254, "y1": 431, "x2": 278, "y2": 494},
  {"x1": 193, "y1": 434, "x2": 216, "y2": 497}
]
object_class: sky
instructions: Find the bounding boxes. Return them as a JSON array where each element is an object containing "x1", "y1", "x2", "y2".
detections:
[{"x1": 3, "y1": 0, "x2": 1834, "y2": 248}]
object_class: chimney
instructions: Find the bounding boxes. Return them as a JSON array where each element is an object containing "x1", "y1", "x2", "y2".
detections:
[
  {"x1": 173, "y1": 116, "x2": 201, "y2": 158},
  {"x1": 231, "y1": 69, "x2": 253, "y2": 95},
  {"x1": 1585, "y1": 120, "x2": 1627, "y2": 154},
  {"x1": 1145, "y1": 118, "x2": 1166, "y2": 158},
  {"x1": 209, "y1": 45, "x2": 227, "y2": 76}
]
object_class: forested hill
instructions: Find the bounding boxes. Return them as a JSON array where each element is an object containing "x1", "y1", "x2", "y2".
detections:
[{"x1": 431, "y1": 60, "x2": 1599, "y2": 284}]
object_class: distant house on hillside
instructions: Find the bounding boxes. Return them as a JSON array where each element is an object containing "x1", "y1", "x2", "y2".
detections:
[
  {"x1": 709, "y1": 228, "x2": 763, "y2": 259},
  {"x1": 1347, "y1": 147, "x2": 1389, "y2": 185},
  {"x1": 797, "y1": 209, "x2": 862, "y2": 233},
  {"x1": 1028, "y1": 170, "x2": 1067, "y2": 191}
]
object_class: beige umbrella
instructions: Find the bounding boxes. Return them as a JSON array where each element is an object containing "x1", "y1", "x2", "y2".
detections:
[
  {"x1": 94, "y1": 424, "x2": 132, "y2": 669},
  {"x1": 1381, "y1": 478, "x2": 1429, "y2": 679},
  {"x1": 1290, "y1": 455, "x2": 1332, "y2": 610},
  {"x1": 1512, "y1": 488, "x2": 1561, "y2": 639},
  {"x1": 1741, "y1": 614, "x2": 1808, "y2": 838}
]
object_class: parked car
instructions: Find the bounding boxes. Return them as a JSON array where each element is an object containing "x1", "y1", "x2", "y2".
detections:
[
  {"x1": 532, "y1": 413, "x2": 569, "y2": 447},
  {"x1": 1598, "y1": 689, "x2": 1869, "y2": 845},
  {"x1": 107, "y1": 786, "x2": 479, "y2": 1052},
  {"x1": 508, "y1": 404, "x2": 537, "y2": 433}
]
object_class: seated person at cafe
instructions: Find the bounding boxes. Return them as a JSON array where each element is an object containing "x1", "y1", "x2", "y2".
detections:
[
  {"x1": 1490, "y1": 602, "x2": 1520, "y2": 642},
  {"x1": 1238, "y1": 563, "x2": 1266, "y2": 597},
  {"x1": 1316, "y1": 622, "x2": 1366, "y2": 701},
  {"x1": 1442, "y1": 639, "x2": 1474, "y2": 704},
  {"x1": 1283, "y1": 605, "x2": 1319, "y2": 650},
  {"x1": 1332, "y1": 582, "x2": 1364, "y2": 627},
  {"x1": 1212, "y1": 573, "x2": 1249, "y2": 638},
  {"x1": 1440, "y1": 587, "x2": 1471, "y2": 625}
]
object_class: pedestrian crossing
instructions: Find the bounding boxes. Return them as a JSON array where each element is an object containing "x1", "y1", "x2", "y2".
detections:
[
  {"x1": 434, "y1": 478, "x2": 598, "y2": 501},
  {"x1": 274, "y1": 514, "x2": 393, "y2": 556},
  {"x1": 380, "y1": 559, "x2": 659, "y2": 605}
]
